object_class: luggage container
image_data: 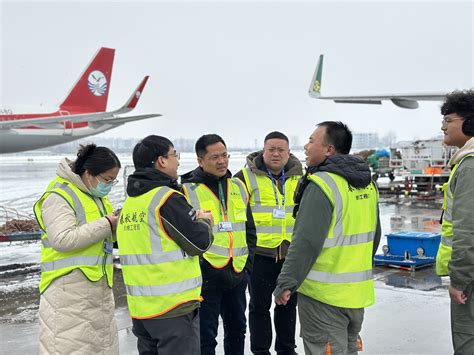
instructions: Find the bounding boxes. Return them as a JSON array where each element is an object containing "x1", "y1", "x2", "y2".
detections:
[{"x1": 374, "y1": 231, "x2": 441, "y2": 271}]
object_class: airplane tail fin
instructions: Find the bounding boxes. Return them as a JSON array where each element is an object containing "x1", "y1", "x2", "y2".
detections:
[
  {"x1": 308, "y1": 54, "x2": 324, "y2": 98},
  {"x1": 121, "y1": 76, "x2": 150, "y2": 112},
  {"x1": 110, "y1": 76, "x2": 151, "y2": 115},
  {"x1": 59, "y1": 47, "x2": 115, "y2": 113}
]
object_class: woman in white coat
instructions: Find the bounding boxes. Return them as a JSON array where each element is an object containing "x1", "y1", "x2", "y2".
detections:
[{"x1": 35, "y1": 144, "x2": 121, "y2": 354}]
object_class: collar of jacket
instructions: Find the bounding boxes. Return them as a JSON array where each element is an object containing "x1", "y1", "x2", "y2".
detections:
[
  {"x1": 245, "y1": 151, "x2": 303, "y2": 177},
  {"x1": 181, "y1": 166, "x2": 232, "y2": 186},
  {"x1": 450, "y1": 137, "x2": 474, "y2": 166},
  {"x1": 57, "y1": 158, "x2": 91, "y2": 194},
  {"x1": 308, "y1": 154, "x2": 372, "y2": 189},
  {"x1": 127, "y1": 167, "x2": 180, "y2": 197}
]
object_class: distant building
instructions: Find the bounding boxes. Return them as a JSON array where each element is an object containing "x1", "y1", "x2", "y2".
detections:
[{"x1": 352, "y1": 133, "x2": 379, "y2": 150}]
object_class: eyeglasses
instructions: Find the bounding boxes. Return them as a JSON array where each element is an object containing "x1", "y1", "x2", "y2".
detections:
[
  {"x1": 265, "y1": 147, "x2": 289, "y2": 155},
  {"x1": 96, "y1": 175, "x2": 119, "y2": 186},
  {"x1": 442, "y1": 117, "x2": 464, "y2": 127},
  {"x1": 206, "y1": 152, "x2": 230, "y2": 162},
  {"x1": 164, "y1": 152, "x2": 180, "y2": 160}
]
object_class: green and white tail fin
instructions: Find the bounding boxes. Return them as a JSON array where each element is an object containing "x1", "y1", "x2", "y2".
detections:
[{"x1": 308, "y1": 54, "x2": 323, "y2": 98}]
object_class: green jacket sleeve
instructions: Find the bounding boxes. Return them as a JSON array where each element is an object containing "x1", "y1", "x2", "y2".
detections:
[
  {"x1": 449, "y1": 158, "x2": 474, "y2": 291},
  {"x1": 274, "y1": 182, "x2": 333, "y2": 298}
]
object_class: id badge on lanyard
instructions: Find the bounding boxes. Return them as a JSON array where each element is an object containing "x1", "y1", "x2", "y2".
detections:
[
  {"x1": 218, "y1": 221, "x2": 233, "y2": 232},
  {"x1": 103, "y1": 240, "x2": 114, "y2": 254},
  {"x1": 268, "y1": 169, "x2": 286, "y2": 220},
  {"x1": 272, "y1": 208, "x2": 286, "y2": 219}
]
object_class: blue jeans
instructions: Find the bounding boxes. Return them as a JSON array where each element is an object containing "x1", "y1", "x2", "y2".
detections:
[{"x1": 200, "y1": 277, "x2": 248, "y2": 355}]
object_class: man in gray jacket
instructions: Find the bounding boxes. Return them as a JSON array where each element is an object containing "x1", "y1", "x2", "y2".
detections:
[
  {"x1": 435, "y1": 90, "x2": 474, "y2": 353},
  {"x1": 235, "y1": 131, "x2": 303, "y2": 355},
  {"x1": 274, "y1": 121, "x2": 380, "y2": 355}
]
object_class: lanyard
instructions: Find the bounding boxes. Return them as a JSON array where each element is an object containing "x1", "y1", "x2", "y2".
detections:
[
  {"x1": 218, "y1": 181, "x2": 228, "y2": 217},
  {"x1": 267, "y1": 168, "x2": 285, "y2": 207}
]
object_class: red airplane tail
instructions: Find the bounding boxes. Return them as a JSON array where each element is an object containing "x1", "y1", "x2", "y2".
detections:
[{"x1": 59, "y1": 47, "x2": 115, "y2": 113}]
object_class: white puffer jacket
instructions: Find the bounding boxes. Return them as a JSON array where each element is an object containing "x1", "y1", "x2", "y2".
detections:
[{"x1": 38, "y1": 158, "x2": 118, "y2": 354}]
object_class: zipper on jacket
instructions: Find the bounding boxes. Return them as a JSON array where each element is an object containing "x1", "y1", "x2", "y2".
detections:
[{"x1": 102, "y1": 249, "x2": 107, "y2": 278}]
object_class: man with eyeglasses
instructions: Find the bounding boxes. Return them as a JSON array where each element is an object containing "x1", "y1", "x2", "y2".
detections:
[
  {"x1": 435, "y1": 90, "x2": 474, "y2": 354},
  {"x1": 181, "y1": 134, "x2": 257, "y2": 355},
  {"x1": 234, "y1": 131, "x2": 302, "y2": 355},
  {"x1": 117, "y1": 135, "x2": 214, "y2": 354}
]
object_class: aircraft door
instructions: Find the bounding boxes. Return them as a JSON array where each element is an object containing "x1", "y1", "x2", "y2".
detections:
[{"x1": 59, "y1": 110, "x2": 73, "y2": 136}]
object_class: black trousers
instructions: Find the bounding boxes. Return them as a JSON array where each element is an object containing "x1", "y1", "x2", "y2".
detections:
[
  {"x1": 132, "y1": 309, "x2": 200, "y2": 355},
  {"x1": 249, "y1": 254, "x2": 298, "y2": 355},
  {"x1": 200, "y1": 277, "x2": 248, "y2": 355}
]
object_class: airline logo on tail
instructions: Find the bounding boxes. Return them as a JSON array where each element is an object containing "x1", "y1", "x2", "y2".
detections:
[
  {"x1": 87, "y1": 70, "x2": 108, "y2": 96},
  {"x1": 0, "y1": 47, "x2": 161, "y2": 154}
]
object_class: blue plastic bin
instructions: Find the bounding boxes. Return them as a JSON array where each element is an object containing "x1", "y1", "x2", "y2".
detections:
[{"x1": 386, "y1": 231, "x2": 441, "y2": 258}]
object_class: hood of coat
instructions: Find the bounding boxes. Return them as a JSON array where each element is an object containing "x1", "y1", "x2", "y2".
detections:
[
  {"x1": 181, "y1": 166, "x2": 232, "y2": 185},
  {"x1": 450, "y1": 137, "x2": 474, "y2": 166},
  {"x1": 245, "y1": 151, "x2": 303, "y2": 177},
  {"x1": 127, "y1": 167, "x2": 180, "y2": 197},
  {"x1": 308, "y1": 154, "x2": 372, "y2": 189},
  {"x1": 57, "y1": 158, "x2": 91, "y2": 194}
]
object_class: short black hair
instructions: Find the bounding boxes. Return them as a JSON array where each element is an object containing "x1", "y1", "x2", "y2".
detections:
[
  {"x1": 73, "y1": 144, "x2": 121, "y2": 176},
  {"x1": 264, "y1": 131, "x2": 289, "y2": 144},
  {"x1": 133, "y1": 135, "x2": 173, "y2": 169},
  {"x1": 317, "y1": 121, "x2": 352, "y2": 154},
  {"x1": 441, "y1": 89, "x2": 474, "y2": 121},
  {"x1": 195, "y1": 134, "x2": 226, "y2": 158}
]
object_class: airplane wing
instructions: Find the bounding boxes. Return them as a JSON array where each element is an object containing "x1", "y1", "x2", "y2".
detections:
[
  {"x1": 308, "y1": 54, "x2": 447, "y2": 109},
  {"x1": 0, "y1": 76, "x2": 160, "y2": 129}
]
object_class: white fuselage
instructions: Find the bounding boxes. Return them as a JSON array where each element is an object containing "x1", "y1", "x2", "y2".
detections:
[{"x1": 0, "y1": 124, "x2": 116, "y2": 153}]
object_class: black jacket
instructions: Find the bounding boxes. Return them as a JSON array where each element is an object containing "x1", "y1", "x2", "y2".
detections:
[
  {"x1": 127, "y1": 167, "x2": 213, "y2": 255},
  {"x1": 181, "y1": 167, "x2": 257, "y2": 290}
]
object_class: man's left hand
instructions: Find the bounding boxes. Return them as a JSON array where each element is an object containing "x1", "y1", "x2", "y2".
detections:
[
  {"x1": 275, "y1": 290, "x2": 292, "y2": 305},
  {"x1": 449, "y1": 286, "x2": 467, "y2": 304}
]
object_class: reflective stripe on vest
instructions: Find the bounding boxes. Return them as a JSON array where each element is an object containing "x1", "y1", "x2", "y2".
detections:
[
  {"x1": 183, "y1": 179, "x2": 249, "y2": 272},
  {"x1": 35, "y1": 177, "x2": 114, "y2": 294},
  {"x1": 41, "y1": 255, "x2": 112, "y2": 272},
  {"x1": 298, "y1": 171, "x2": 377, "y2": 309},
  {"x1": 436, "y1": 154, "x2": 474, "y2": 276},
  {"x1": 126, "y1": 276, "x2": 202, "y2": 297},
  {"x1": 307, "y1": 269, "x2": 373, "y2": 283},
  {"x1": 242, "y1": 167, "x2": 300, "y2": 248},
  {"x1": 117, "y1": 186, "x2": 202, "y2": 319}
]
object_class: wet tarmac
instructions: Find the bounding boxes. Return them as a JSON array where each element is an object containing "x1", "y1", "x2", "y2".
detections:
[
  {"x1": 0, "y1": 198, "x2": 454, "y2": 354},
  {"x1": 0, "y1": 154, "x2": 454, "y2": 354}
]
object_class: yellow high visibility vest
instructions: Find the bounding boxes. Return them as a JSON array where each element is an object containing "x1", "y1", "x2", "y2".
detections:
[
  {"x1": 182, "y1": 178, "x2": 249, "y2": 273},
  {"x1": 34, "y1": 176, "x2": 114, "y2": 294},
  {"x1": 436, "y1": 154, "x2": 474, "y2": 276},
  {"x1": 298, "y1": 172, "x2": 378, "y2": 309},
  {"x1": 117, "y1": 186, "x2": 202, "y2": 319},
  {"x1": 242, "y1": 168, "x2": 300, "y2": 248}
]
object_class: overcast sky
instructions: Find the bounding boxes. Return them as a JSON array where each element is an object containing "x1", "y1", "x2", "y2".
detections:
[{"x1": 1, "y1": 0, "x2": 472, "y2": 148}]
